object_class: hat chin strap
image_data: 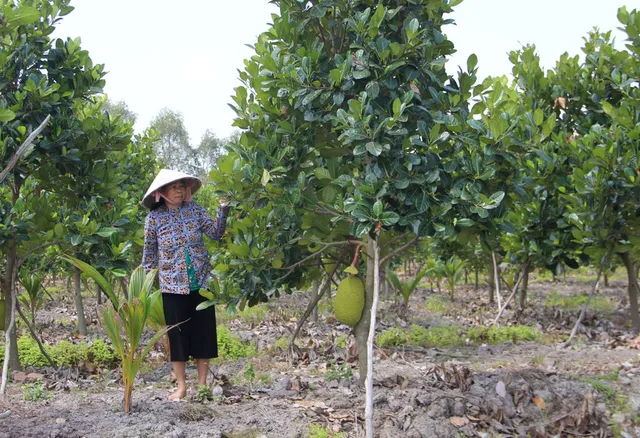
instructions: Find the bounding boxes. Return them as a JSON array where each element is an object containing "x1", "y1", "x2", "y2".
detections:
[{"x1": 153, "y1": 186, "x2": 193, "y2": 204}]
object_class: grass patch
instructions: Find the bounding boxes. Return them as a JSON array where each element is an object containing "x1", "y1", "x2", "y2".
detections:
[
  {"x1": 217, "y1": 305, "x2": 269, "y2": 325},
  {"x1": 307, "y1": 423, "x2": 346, "y2": 438},
  {"x1": 423, "y1": 296, "x2": 452, "y2": 314},
  {"x1": 22, "y1": 381, "x2": 54, "y2": 402},
  {"x1": 377, "y1": 324, "x2": 539, "y2": 349},
  {"x1": 217, "y1": 326, "x2": 257, "y2": 360},
  {"x1": 0, "y1": 336, "x2": 118, "y2": 368},
  {"x1": 545, "y1": 290, "x2": 614, "y2": 312}
]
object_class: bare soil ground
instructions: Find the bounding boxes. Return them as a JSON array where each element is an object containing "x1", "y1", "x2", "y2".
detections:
[{"x1": 1, "y1": 272, "x2": 640, "y2": 438}]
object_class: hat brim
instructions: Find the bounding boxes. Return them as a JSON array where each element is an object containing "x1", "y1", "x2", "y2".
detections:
[{"x1": 142, "y1": 169, "x2": 202, "y2": 209}]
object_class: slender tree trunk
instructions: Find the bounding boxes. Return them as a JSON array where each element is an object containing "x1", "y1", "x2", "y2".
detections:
[
  {"x1": 475, "y1": 268, "x2": 479, "y2": 291},
  {"x1": 289, "y1": 278, "x2": 330, "y2": 352},
  {"x1": 518, "y1": 262, "x2": 530, "y2": 311},
  {"x1": 74, "y1": 266, "x2": 87, "y2": 335},
  {"x1": 365, "y1": 234, "x2": 380, "y2": 438},
  {"x1": 3, "y1": 239, "x2": 20, "y2": 371},
  {"x1": 488, "y1": 263, "x2": 495, "y2": 305},
  {"x1": 97, "y1": 284, "x2": 102, "y2": 305},
  {"x1": 120, "y1": 278, "x2": 129, "y2": 299},
  {"x1": 492, "y1": 252, "x2": 502, "y2": 309},
  {"x1": 464, "y1": 269, "x2": 468, "y2": 285},
  {"x1": 355, "y1": 239, "x2": 375, "y2": 386},
  {"x1": 564, "y1": 271, "x2": 603, "y2": 347},
  {"x1": 310, "y1": 280, "x2": 319, "y2": 323},
  {"x1": 621, "y1": 252, "x2": 640, "y2": 330},
  {"x1": 604, "y1": 272, "x2": 609, "y2": 288},
  {"x1": 383, "y1": 265, "x2": 390, "y2": 298},
  {"x1": 1, "y1": 243, "x2": 20, "y2": 396}
]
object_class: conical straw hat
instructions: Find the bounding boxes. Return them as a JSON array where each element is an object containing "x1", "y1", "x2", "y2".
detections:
[{"x1": 142, "y1": 169, "x2": 202, "y2": 209}]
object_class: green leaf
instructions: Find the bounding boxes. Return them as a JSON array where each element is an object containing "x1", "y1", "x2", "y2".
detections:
[
  {"x1": 365, "y1": 141, "x2": 383, "y2": 156},
  {"x1": 365, "y1": 81, "x2": 380, "y2": 99},
  {"x1": 6, "y1": 6, "x2": 40, "y2": 27},
  {"x1": 533, "y1": 109, "x2": 544, "y2": 126},
  {"x1": 488, "y1": 191, "x2": 505, "y2": 205},
  {"x1": 373, "y1": 200, "x2": 383, "y2": 217},
  {"x1": 467, "y1": 54, "x2": 478, "y2": 72},
  {"x1": 314, "y1": 168, "x2": 332, "y2": 180},
  {"x1": 379, "y1": 212, "x2": 399, "y2": 226},
  {"x1": 54, "y1": 223, "x2": 65, "y2": 237},
  {"x1": 352, "y1": 69, "x2": 371, "y2": 80},
  {"x1": 61, "y1": 256, "x2": 116, "y2": 307},
  {"x1": 0, "y1": 109, "x2": 16, "y2": 123},
  {"x1": 456, "y1": 218, "x2": 474, "y2": 228},
  {"x1": 261, "y1": 169, "x2": 271, "y2": 186}
]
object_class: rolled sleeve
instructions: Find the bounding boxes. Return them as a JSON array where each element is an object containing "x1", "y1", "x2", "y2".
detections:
[
  {"x1": 201, "y1": 204, "x2": 230, "y2": 240},
  {"x1": 142, "y1": 214, "x2": 158, "y2": 272}
]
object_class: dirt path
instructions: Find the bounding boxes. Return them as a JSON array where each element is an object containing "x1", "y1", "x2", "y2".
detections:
[{"x1": 1, "y1": 276, "x2": 640, "y2": 437}]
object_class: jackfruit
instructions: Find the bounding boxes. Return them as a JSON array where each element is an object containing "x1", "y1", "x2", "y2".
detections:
[{"x1": 334, "y1": 276, "x2": 365, "y2": 326}]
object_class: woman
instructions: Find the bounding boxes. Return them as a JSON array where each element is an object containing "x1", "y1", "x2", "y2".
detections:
[{"x1": 141, "y1": 169, "x2": 230, "y2": 400}]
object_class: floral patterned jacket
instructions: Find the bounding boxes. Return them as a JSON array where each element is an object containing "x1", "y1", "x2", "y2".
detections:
[{"x1": 142, "y1": 201, "x2": 230, "y2": 295}]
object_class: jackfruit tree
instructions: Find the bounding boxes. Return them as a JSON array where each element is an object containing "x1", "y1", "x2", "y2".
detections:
[
  {"x1": 207, "y1": 0, "x2": 525, "y2": 389},
  {"x1": 0, "y1": 0, "x2": 156, "y2": 375}
]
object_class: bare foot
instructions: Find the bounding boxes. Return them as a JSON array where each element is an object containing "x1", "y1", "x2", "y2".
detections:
[{"x1": 167, "y1": 387, "x2": 187, "y2": 401}]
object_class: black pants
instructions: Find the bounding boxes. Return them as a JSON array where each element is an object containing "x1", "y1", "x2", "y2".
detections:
[{"x1": 162, "y1": 290, "x2": 218, "y2": 362}]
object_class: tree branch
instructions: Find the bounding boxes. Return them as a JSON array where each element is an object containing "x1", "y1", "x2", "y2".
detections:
[
  {"x1": 380, "y1": 236, "x2": 419, "y2": 266},
  {"x1": 0, "y1": 115, "x2": 51, "y2": 184}
]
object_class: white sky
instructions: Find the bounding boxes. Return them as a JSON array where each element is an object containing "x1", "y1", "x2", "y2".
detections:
[{"x1": 53, "y1": 0, "x2": 632, "y2": 144}]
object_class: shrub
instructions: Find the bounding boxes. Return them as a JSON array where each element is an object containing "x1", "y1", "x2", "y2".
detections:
[
  {"x1": 217, "y1": 326, "x2": 257, "y2": 359},
  {"x1": 0, "y1": 336, "x2": 118, "y2": 369},
  {"x1": 377, "y1": 324, "x2": 540, "y2": 348}
]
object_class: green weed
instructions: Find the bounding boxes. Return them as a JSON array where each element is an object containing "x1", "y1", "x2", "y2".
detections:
[
  {"x1": 545, "y1": 290, "x2": 614, "y2": 312},
  {"x1": 22, "y1": 381, "x2": 53, "y2": 402},
  {"x1": 377, "y1": 324, "x2": 540, "y2": 348},
  {"x1": 0, "y1": 336, "x2": 118, "y2": 369},
  {"x1": 334, "y1": 334, "x2": 349, "y2": 349},
  {"x1": 217, "y1": 305, "x2": 268, "y2": 325},
  {"x1": 307, "y1": 423, "x2": 346, "y2": 438},
  {"x1": 324, "y1": 360, "x2": 352, "y2": 381},
  {"x1": 423, "y1": 296, "x2": 452, "y2": 314},
  {"x1": 216, "y1": 326, "x2": 257, "y2": 360},
  {"x1": 193, "y1": 384, "x2": 213, "y2": 402}
]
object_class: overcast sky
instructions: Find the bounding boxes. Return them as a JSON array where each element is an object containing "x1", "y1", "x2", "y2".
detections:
[{"x1": 53, "y1": 1, "x2": 630, "y2": 145}]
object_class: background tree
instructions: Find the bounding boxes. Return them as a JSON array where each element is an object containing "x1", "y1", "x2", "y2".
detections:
[{"x1": 149, "y1": 108, "x2": 197, "y2": 173}]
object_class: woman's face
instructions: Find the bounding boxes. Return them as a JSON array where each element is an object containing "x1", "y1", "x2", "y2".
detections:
[{"x1": 161, "y1": 181, "x2": 186, "y2": 205}]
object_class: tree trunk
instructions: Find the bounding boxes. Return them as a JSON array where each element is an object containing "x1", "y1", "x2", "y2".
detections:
[
  {"x1": 354, "y1": 238, "x2": 375, "y2": 386},
  {"x1": 364, "y1": 234, "x2": 380, "y2": 438},
  {"x1": 518, "y1": 262, "x2": 530, "y2": 311},
  {"x1": 621, "y1": 252, "x2": 640, "y2": 330},
  {"x1": 604, "y1": 272, "x2": 609, "y2": 288},
  {"x1": 492, "y1": 252, "x2": 502, "y2": 309},
  {"x1": 464, "y1": 269, "x2": 468, "y2": 285},
  {"x1": 3, "y1": 239, "x2": 20, "y2": 372},
  {"x1": 310, "y1": 280, "x2": 319, "y2": 323},
  {"x1": 97, "y1": 284, "x2": 102, "y2": 305},
  {"x1": 488, "y1": 263, "x2": 495, "y2": 305},
  {"x1": 74, "y1": 267, "x2": 87, "y2": 335},
  {"x1": 383, "y1": 265, "x2": 390, "y2": 298},
  {"x1": 475, "y1": 268, "x2": 479, "y2": 291}
]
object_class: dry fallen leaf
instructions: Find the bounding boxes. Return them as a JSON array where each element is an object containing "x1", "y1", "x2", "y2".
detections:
[
  {"x1": 533, "y1": 396, "x2": 547, "y2": 409},
  {"x1": 449, "y1": 416, "x2": 470, "y2": 427},
  {"x1": 496, "y1": 381, "x2": 507, "y2": 398},
  {"x1": 467, "y1": 415, "x2": 481, "y2": 422},
  {"x1": 554, "y1": 96, "x2": 567, "y2": 109}
]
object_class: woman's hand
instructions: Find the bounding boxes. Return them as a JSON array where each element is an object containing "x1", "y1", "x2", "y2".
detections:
[{"x1": 219, "y1": 198, "x2": 228, "y2": 208}]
